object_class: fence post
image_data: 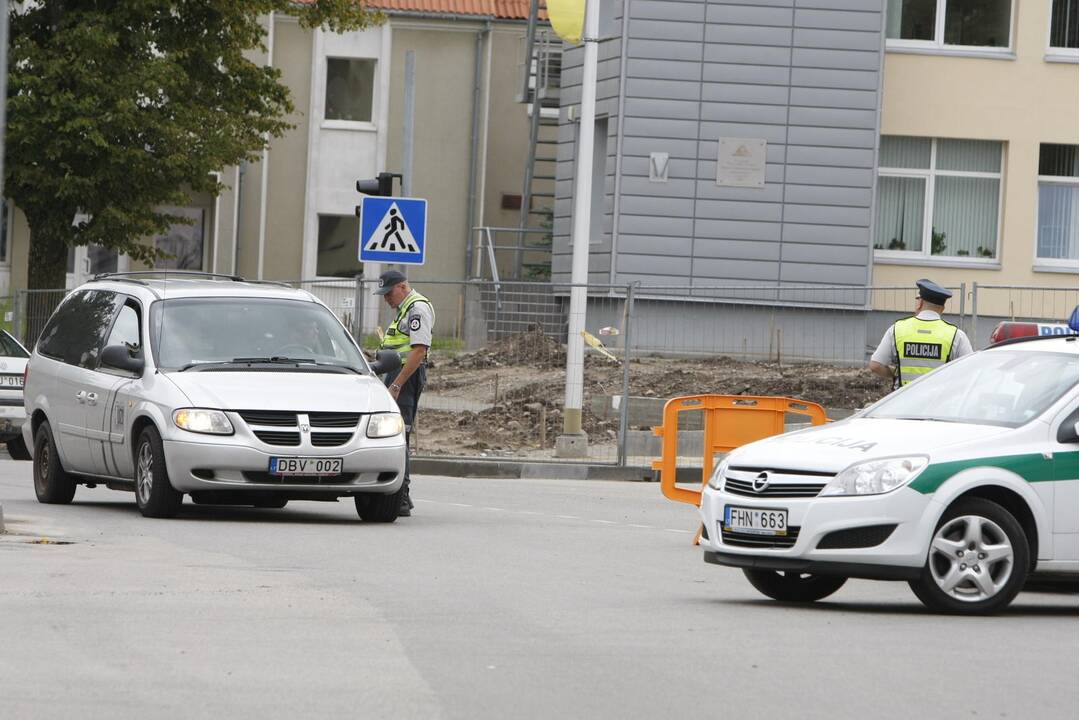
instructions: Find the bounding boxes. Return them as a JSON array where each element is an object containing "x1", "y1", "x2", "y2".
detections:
[
  {"x1": 958, "y1": 282, "x2": 966, "y2": 332},
  {"x1": 971, "y1": 281, "x2": 979, "y2": 348},
  {"x1": 617, "y1": 282, "x2": 636, "y2": 467},
  {"x1": 353, "y1": 275, "x2": 364, "y2": 342},
  {"x1": 10, "y1": 290, "x2": 20, "y2": 344}
]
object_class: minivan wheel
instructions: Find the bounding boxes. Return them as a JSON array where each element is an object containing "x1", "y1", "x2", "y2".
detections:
[
  {"x1": 33, "y1": 422, "x2": 76, "y2": 504},
  {"x1": 354, "y1": 487, "x2": 404, "y2": 523},
  {"x1": 909, "y1": 498, "x2": 1029, "y2": 614},
  {"x1": 7, "y1": 435, "x2": 32, "y2": 461},
  {"x1": 134, "y1": 426, "x2": 183, "y2": 518},
  {"x1": 743, "y1": 569, "x2": 847, "y2": 602}
]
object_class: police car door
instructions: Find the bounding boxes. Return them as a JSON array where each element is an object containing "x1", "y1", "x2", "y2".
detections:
[{"x1": 1050, "y1": 398, "x2": 1079, "y2": 561}]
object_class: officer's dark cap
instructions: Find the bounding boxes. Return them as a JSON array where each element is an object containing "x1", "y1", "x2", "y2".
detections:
[
  {"x1": 916, "y1": 278, "x2": 952, "y2": 305},
  {"x1": 373, "y1": 269, "x2": 407, "y2": 295}
]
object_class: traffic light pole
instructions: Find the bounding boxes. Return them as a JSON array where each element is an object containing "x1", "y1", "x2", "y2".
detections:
[{"x1": 555, "y1": 0, "x2": 598, "y2": 459}]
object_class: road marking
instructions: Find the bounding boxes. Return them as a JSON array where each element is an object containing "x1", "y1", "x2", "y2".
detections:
[{"x1": 414, "y1": 499, "x2": 694, "y2": 536}]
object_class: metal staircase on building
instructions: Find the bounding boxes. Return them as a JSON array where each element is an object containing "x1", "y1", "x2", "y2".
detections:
[{"x1": 517, "y1": 0, "x2": 560, "y2": 281}]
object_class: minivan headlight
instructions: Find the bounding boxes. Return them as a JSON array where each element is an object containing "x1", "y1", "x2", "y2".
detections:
[
  {"x1": 367, "y1": 412, "x2": 404, "y2": 438},
  {"x1": 173, "y1": 408, "x2": 234, "y2": 435},
  {"x1": 820, "y1": 456, "x2": 929, "y2": 497}
]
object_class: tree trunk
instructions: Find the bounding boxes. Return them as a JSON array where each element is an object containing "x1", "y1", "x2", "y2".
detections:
[{"x1": 26, "y1": 215, "x2": 70, "y2": 290}]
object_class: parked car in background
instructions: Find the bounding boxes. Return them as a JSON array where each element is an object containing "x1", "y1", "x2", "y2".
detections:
[
  {"x1": 22, "y1": 272, "x2": 407, "y2": 520},
  {"x1": 0, "y1": 329, "x2": 31, "y2": 459}
]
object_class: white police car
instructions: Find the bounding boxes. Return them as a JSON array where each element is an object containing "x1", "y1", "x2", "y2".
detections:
[{"x1": 701, "y1": 309, "x2": 1079, "y2": 613}]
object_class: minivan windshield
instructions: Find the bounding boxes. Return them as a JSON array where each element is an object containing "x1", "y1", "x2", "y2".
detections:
[
  {"x1": 865, "y1": 349, "x2": 1079, "y2": 428},
  {"x1": 150, "y1": 297, "x2": 369, "y2": 373}
]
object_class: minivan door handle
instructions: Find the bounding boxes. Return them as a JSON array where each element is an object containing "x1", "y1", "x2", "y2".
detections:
[
  {"x1": 85, "y1": 392, "x2": 98, "y2": 406},
  {"x1": 75, "y1": 391, "x2": 87, "y2": 404}
]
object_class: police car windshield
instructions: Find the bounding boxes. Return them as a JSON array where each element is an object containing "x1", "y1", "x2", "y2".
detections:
[
  {"x1": 866, "y1": 350, "x2": 1079, "y2": 428},
  {"x1": 149, "y1": 298, "x2": 369, "y2": 373}
]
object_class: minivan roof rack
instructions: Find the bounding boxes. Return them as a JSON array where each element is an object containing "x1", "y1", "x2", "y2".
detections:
[{"x1": 93, "y1": 271, "x2": 246, "y2": 282}]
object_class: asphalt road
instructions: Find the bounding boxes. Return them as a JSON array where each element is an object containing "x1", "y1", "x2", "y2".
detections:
[{"x1": 2, "y1": 459, "x2": 1078, "y2": 719}]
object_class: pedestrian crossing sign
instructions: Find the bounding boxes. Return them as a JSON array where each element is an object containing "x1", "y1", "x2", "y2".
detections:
[{"x1": 358, "y1": 196, "x2": 428, "y2": 265}]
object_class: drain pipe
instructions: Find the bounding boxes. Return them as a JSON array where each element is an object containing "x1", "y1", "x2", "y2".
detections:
[
  {"x1": 465, "y1": 21, "x2": 491, "y2": 278},
  {"x1": 256, "y1": 11, "x2": 275, "y2": 280}
]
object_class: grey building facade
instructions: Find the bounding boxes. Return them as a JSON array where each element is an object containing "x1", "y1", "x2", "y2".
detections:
[{"x1": 554, "y1": 0, "x2": 887, "y2": 294}]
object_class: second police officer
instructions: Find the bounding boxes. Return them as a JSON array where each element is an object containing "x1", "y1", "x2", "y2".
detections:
[
  {"x1": 868, "y1": 278, "x2": 973, "y2": 389},
  {"x1": 374, "y1": 269, "x2": 435, "y2": 517}
]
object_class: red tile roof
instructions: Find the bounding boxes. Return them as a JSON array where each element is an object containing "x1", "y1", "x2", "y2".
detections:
[{"x1": 296, "y1": 0, "x2": 542, "y2": 20}]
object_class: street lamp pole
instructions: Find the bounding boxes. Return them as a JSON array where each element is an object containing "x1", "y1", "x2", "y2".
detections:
[{"x1": 555, "y1": 0, "x2": 598, "y2": 458}]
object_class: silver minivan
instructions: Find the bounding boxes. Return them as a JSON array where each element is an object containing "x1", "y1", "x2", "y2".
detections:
[{"x1": 22, "y1": 273, "x2": 407, "y2": 521}]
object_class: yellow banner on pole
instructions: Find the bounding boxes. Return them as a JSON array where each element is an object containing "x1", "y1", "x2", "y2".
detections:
[{"x1": 547, "y1": 0, "x2": 585, "y2": 44}]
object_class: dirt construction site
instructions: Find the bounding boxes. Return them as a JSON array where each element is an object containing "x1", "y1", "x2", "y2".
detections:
[{"x1": 411, "y1": 328, "x2": 893, "y2": 461}]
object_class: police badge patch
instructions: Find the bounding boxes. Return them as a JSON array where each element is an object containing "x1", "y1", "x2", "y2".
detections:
[{"x1": 409, "y1": 316, "x2": 421, "y2": 332}]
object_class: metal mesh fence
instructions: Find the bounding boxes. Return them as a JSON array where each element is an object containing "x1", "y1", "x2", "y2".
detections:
[
  {"x1": 971, "y1": 284, "x2": 1079, "y2": 347},
  {"x1": 10, "y1": 277, "x2": 1079, "y2": 468}
]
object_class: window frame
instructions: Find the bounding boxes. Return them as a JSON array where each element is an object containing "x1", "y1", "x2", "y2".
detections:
[
  {"x1": 886, "y1": 0, "x2": 1016, "y2": 57},
  {"x1": 314, "y1": 213, "x2": 364, "y2": 280},
  {"x1": 97, "y1": 297, "x2": 144, "y2": 376},
  {"x1": 1046, "y1": 0, "x2": 1079, "y2": 61},
  {"x1": 321, "y1": 56, "x2": 378, "y2": 132},
  {"x1": 874, "y1": 137, "x2": 1005, "y2": 267},
  {"x1": 1034, "y1": 149, "x2": 1079, "y2": 272}
]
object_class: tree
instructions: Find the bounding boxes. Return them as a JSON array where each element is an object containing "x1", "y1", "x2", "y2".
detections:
[{"x1": 6, "y1": 1, "x2": 382, "y2": 289}]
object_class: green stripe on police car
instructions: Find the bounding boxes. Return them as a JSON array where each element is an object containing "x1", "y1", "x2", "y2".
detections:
[{"x1": 909, "y1": 451, "x2": 1079, "y2": 494}]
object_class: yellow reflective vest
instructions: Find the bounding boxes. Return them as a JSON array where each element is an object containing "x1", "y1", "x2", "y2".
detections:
[
  {"x1": 379, "y1": 291, "x2": 434, "y2": 358},
  {"x1": 894, "y1": 316, "x2": 958, "y2": 386}
]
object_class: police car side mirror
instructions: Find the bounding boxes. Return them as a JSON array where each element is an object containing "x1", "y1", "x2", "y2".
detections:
[
  {"x1": 370, "y1": 349, "x2": 401, "y2": 377},
  {"x1": 1059, "y1": 421, "x2": 1079, "y2": 445}
]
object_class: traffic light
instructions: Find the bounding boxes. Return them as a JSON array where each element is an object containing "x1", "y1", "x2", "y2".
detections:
[{"x1": 355, "y1": 172, "x2": 402, "y2": 216}]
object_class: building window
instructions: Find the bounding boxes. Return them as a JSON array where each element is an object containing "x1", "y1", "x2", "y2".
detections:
[
  {"x1": 1051, "y1": 0, "x2": 1079, "y2": 50},
  {"x1": 874, "y1": 137, "x2": 1003, "y2": 261},
  {"x1": 886, "y1": 0, "x2": 1012, "y2": 49},
  {"x1": 325, "y1": 58, "x2": 376, "y2": 123},
  {"x1": 1037, "y1": 144, "x2": 1079, "y2": 264},
  {"x1": 317, "y1": 215, "x2": 362, "y2": 278},
  {"x1": 152, "y1": 207, "x2": 205, "y2": 270}
]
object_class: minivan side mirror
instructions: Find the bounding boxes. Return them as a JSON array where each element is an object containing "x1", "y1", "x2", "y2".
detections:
[
  {"x1": 369, "y1": 349, "x2": 401, "y2": 376},
  {"x1": 101, "y1": 344, "x2": 145, "y2": 375}
]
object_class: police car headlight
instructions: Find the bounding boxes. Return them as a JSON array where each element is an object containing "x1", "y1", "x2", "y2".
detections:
[
  {"x1": 173, "y1": 408, "x2": 234, "y2": 435},
  {"x1": 820, "y1": 456, "x2": 929, "y2": 497},
  {"x1": 367, "y1": 412, "x2": 405, "y2": 438},
  {"x1": 707, "y1": 456, "x2": 730, "y2": 490}
]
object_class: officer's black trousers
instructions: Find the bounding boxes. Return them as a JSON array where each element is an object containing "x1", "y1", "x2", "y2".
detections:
[{"x1": 384, "y1": 364, "x2": 426, "y2": 493}]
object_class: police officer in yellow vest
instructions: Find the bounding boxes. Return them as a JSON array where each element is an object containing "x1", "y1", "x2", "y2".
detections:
[
  {"x1": 374, "y1": 269, "x2": 435, "y2": 516},
  {"x1": 869, "y1": 278, "x2": 973, "y2": 389}
]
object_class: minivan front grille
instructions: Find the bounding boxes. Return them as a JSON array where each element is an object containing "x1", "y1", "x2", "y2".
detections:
[
  {"x1": 237, "y1": 410, "x2": 297, "y2": 427},
  {"x1": 309, "y1": 413, "x2": 361, "y2": 428},
  {"x1": 254, "y1": 431, "x2": 301, "y2": 446},
  {"x1": 311, "y1": 432, "x2": 353, "y2": 447}
]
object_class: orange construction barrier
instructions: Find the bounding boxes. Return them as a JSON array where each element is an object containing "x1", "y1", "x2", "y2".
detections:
[{"x1": 652, "y1": 395, "x2": 829, "y2": 507}]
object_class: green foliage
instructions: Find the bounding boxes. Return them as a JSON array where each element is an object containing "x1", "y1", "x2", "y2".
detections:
[
  {"x1": 930, "y1": 228, "x2": 947, "y2": 255},
  {"x1": 887, "y1": 237, "x2": 906, "y2": 251},
  {"x1": 6, "y1": 1, "x2": 382, "y2": 288}
]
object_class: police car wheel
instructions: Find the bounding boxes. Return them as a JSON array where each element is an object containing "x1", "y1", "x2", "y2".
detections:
[
  {"x1": 909, "y1": 498, "x2": 1029, "y2": 615},
  {"x1": 742, "y1": 569, "x2": 847, "y2": 603},
  {"x1": 33, "y1": 421, "x2": 76, "y2": 504}
]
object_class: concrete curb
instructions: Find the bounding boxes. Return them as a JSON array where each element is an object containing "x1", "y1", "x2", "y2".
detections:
[{"x1": 412, "y1": 457, "x2": 662, "y2": 482}]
